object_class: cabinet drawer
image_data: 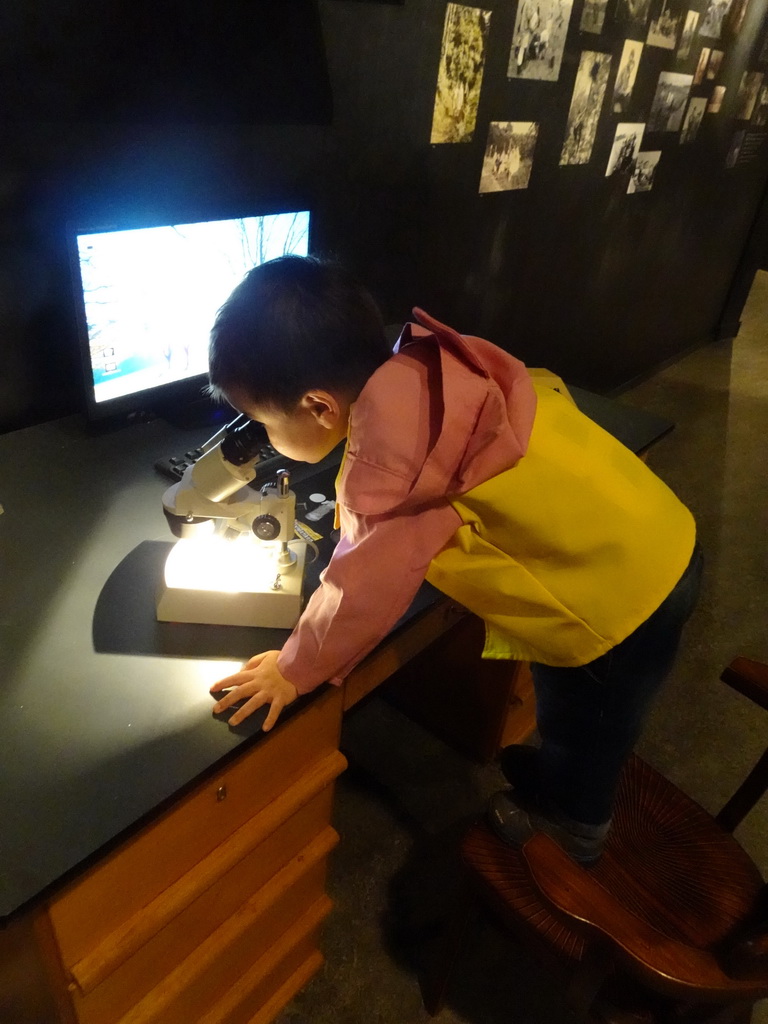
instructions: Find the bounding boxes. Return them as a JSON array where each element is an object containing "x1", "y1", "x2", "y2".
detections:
[
  {"x1": 93, "y1": 861, "x2": 331, "y2": 1024},
  {"x1": 49, "y1": 685, "x2": 343, "y2": 968},
  {"x1": 69, "y1": 792, "x2": 338, "y2": 1024},
  {"x1": 202, "y1": 930, "x2": 325, "y2": 1024}
]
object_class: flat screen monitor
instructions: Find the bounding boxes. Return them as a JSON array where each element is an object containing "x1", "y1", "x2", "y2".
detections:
[{"x1": 70, "y1": 207, "x2": 311, "y2": 422}]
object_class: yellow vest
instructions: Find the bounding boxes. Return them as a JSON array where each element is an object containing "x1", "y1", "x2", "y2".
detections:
[{"x1": 425, "y1": 385, "x2": 696, "y2": 666}]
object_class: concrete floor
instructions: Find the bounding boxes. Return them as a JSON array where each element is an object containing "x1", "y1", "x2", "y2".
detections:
[{"x1": 277, "y1": 273, "x2": 768, "y2": 1024}]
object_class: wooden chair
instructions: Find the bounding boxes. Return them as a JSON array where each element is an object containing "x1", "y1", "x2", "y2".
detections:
[{"x1": 423, "y1": 657, "x2": 768, "y2": 1024}]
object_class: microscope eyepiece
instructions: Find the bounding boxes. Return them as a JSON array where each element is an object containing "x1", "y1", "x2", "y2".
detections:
[{"x1": 219, "y1": 418, "x2": 270, "y2": 466}]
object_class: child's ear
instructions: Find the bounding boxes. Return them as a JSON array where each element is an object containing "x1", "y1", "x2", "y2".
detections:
[{"x1": 299, "y1": 390, "x2": 349, "y2": 430}]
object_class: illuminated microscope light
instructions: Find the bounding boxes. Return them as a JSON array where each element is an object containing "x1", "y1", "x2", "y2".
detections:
[{"x1": 156, "y1": 534, "x2": 306, "y2": 629}]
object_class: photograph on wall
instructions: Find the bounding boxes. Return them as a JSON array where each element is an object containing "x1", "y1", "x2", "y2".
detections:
[
  {"x1": 726, "y1": 128, "x2": 746, "y2": 164},
  {"x1": 560, "y1": 50, "x2": 612, "y2": 164},
  {"x1": 677, "y1": 11, "x2": 700, "y2": 57},
  {"x1": 735, "y1": 70, "x2": 764, "y2": 118},
  {"x1": 615, "y1": 0, "x2": 653, "y2": 34},
  {"x1": 479, "y1": 121, "x2": 539, "y2": 191},
  {"x1": 508, "y1": 0, "x2": 573, "y2": 81},
  {"x1": 699, "y1": 0, "x2": 733, "y2": 38},
  {"x1": 753, "y1": 84, "x2": 768, "y2": 123},
  {"x1": 706, "y1": 49, "x2": 724, "y2": 77},
  {"x1": 606, "y1": 122, "x2": 646, "y2": 174},
  {"x1": 694, "y1": 46, "x2": 712, "y2": 82},
  {"x1": 581, "y1": 0, "x2": 609, "y2": 33},
  {"x1": 647, "y1": 0, "x2": 684, "y2": 48},
  {"x1": 680, "y1": 95, "x2": 707, "y2": 139},
  {"x1": 628, "y1": 150, "x2": 661, "y2": 190},
  {"x1": 725, "y1": 0, "x2": 751, "y2": 34},
  {"x1": 647, "y1": 71, "x2": 694, "y2": 129},
  {"x1": 613, "y1": 40, "x2": 643, "y2": 112},
  {"x1": 430, "y1": 3, "x2": 492, "y2": 144},
  {"x1": 707, "y1": 84, "x2": 727, "y2": 110}
]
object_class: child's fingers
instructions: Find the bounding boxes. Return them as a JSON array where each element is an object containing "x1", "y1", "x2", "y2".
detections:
[
  {"x1": 209, "y1": 670, "x2": 254, "y2": 694},
  {"x1": 261, "y1": 697, "x2": 285, "y2": 732},
  {"x1": 208, "y1": 651, "x2": 293, "y2": 728},
  {"x1": 228, "y1": 692, "x2": 270, "y2": 728},
  {"x1": 210, "y1": 650, "x2": 278, "y2": 693},
  {"x1": 211, "y1": 685, "x2": 248, "y2": 714}
]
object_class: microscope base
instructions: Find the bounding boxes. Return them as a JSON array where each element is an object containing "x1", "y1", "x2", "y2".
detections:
[{"x1": 156, "y1": 540, "x2": 306, "y2": 629}]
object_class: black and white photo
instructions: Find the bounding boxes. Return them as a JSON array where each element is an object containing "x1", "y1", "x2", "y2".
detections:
[
  {"x1": 694, "y1": 46, "x2": 711, "y2": 83},
  {"x1": 707, "y1": 84, "x2": 726, "y2": 110},
  {"x1": 430, "y1": 3, "x2": 492, "y2": 143},
  {"x1": 706, "y1": 49, "x2": 724, "y2": 78},
  {"x1": 628, "y1": 150, "x2": 661, "y2": 190},
  {"x1": 613, "y1": 40, "x2": 643, "y2": 112},
  {"x1": 725, "y1": 0, "x2": 751, "y2": 33},
  {"x1": 699, "y1": 0, "x2": 733, "y2": 38},
  {"x1": 479, "y1": 122, "x2": 539, "y2": 191},
  {"x1": 680, "y1": 96, "x2": 707, "y2": 140},
  {"x1": 508, "y1": 0, "x2": 574, "y2": 81},
  {"x1": 614, "y1": 0, "x2": 653, "y2": 34},
  {"x1": 606, "y1": 123, "x2": 646, "y2": 174},
  {"x1": 560, "y1": 50, "x2": 612, "y2": 164},
  {"x1": 580, "y1": 0, "x2": 610, "y2": 33},
  {"x1": 677, "y1": 11, "x2": 699, "y2": 58},
  {"x1": 735, "y1": 70, "x2": 764, "y2": 119},
  {"x1": 648, "y1": 71, "x2": 694, "y2": 129},
  {"x1": 647, "y1": 0, "x2": 684, "y2": 48}
]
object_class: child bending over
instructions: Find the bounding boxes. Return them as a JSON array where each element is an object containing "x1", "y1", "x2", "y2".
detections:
[{"x1": 207, "y1": 254, "x2": 702, "y2": 864}]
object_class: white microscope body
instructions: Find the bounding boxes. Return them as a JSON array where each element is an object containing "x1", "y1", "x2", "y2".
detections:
[{"x1": 157, "y1": 417, "x2": 306, "y2": 629}]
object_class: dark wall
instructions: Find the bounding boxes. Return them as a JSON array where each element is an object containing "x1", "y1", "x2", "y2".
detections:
[
  {"x1": 1, "y1": 0, "x2": 768, "y2": 433},
  {"x1": 316, "y1": 0, "x2": 768, "y2": 389}
]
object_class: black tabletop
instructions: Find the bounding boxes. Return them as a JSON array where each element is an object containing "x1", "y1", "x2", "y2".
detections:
[
  {"x1": 0, "y1": 416, "x2": 349, "y2": 920},
  {"x1": 0, "y1": 391, "x2": 672, "y2": 921},
  {"x1": 569, "y1": 385, "x2": 674, "y2": 456}
]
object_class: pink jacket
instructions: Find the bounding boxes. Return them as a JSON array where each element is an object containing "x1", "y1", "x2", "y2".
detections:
[{"x1": 277, "y1": 309, "x2": 537, "y2": 694}]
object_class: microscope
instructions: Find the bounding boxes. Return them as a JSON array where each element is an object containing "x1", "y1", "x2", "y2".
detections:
[{"x1": 157, "y1": 416, "x2": 307, "y2": 628}]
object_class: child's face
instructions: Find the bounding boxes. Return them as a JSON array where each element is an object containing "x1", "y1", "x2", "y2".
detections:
[{"x1": 227, "y1": 388, "x2": 350, "y2": 464}]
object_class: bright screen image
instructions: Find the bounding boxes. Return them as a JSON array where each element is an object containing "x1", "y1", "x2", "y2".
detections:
[{"x1": 75, "y1": 210, "x2": 310, "y2": 404}]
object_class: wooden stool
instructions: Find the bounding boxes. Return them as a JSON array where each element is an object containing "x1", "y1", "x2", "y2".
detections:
[{"x1": 424, "y1": 657, "x2": 768, "y2": 1024}]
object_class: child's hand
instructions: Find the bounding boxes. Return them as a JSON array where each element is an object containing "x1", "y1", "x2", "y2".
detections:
[{"x1": 210, "y1": 650, "x2": 298, "y2": 730}]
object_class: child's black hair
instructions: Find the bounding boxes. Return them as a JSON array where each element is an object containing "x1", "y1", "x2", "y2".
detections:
[{"x1": 208, "y1": 254, "x2": 392, "y2": 411}]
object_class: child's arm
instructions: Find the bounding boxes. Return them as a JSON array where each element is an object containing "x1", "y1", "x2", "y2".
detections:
[
  {"x1": 207, "y1": 312, "x2": 536, "y2": 727},
  {"x1": 277, "y1": 500, "x2": 461, "y2": 692},
  {"x1": 208, "y1": 498, "x2": 461, "y2": 728}
]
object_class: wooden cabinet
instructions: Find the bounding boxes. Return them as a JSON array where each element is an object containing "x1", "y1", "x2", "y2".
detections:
[
  {"x1": 341, "y1": 599, "x2": 469, "y2": 712},
  {"x1": 0, "y1": 603, "x2": 533, "y2": 1024},
  {"x1": 383, "y1": 612, "x2": 536, "y2": 762},
  {"x1": 1, "y1": 686, "x2": 345, "y2": 1024}
]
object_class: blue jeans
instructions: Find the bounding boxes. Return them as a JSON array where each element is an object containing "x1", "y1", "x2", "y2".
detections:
[{"x1": 530, "y1": 542, "x2": 703, "y2": 826}]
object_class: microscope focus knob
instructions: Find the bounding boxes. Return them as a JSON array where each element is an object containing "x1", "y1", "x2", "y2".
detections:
[{"x1": 252, "y1": 514, "x2": 281, "y2": 541}]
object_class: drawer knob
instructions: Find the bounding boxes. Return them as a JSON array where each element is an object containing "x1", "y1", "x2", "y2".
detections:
[{"x1": 216, "y1": 785, "x2": 227, "y2": 802}]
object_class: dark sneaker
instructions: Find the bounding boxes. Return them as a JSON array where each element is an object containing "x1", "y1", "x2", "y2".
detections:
[{"x1": 487, "y1": 789, "x2": 609, "y2": 865}]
